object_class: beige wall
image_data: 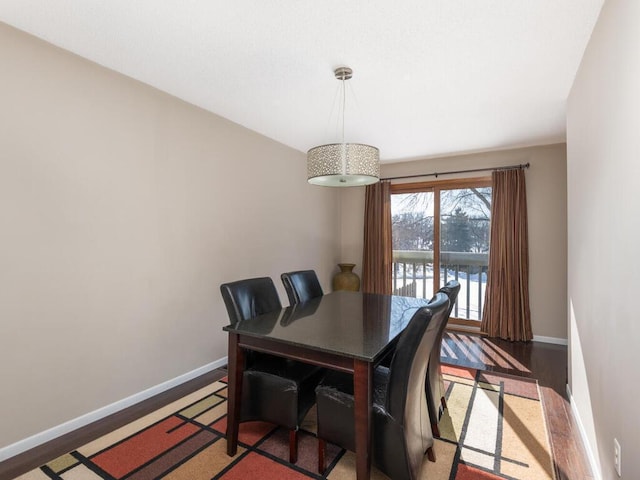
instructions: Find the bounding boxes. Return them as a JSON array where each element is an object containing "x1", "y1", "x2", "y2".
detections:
[
  {"x1": 340, "y1": 144, "x2": 568, "y2": 339},
  {"x1": 567, "y1": 0, "x2": 640, "y2": 478},
  {"x1": 0, "y1": 23, "x2": 340, "y2": 450}
]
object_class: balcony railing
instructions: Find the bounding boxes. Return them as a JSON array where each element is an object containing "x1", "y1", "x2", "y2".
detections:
[{"x1": 392, "y1": 250, "x2": 489, "y2": 321}]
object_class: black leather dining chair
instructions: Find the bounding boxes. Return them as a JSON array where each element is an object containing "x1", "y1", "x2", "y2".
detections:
[
  {"x1": 380, "y1": 280, "x2": 461, "y2": 437},
  {"x1": 427, "y1": 280, "x2": 461, "y2": 437},
  {"x1": 280, "y1": 270, "x2": 324, "y2": 305},
  {"x1": 315, "y1": 292, "x2": 450, "y2": 480},
  {"x1": 220, "y1": 277, "x2": 324, "y2": 463}
]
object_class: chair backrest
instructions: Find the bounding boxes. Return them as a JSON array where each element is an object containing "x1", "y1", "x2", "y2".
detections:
[
  {"x1": 438, "y1": 280, "x2": 461, "y2": 321},
  {"x1": 280, "y1": 270, "x2": 323, "y2": 305},
  {"x1": 220, "y1": 277, "x2": 282, "y2": 324},
  {"x1": 386, "y1": 292, "x2": 450, "y2": 429},
  {"x1": 425, "y1": 280, "x2": 462, "y2": 423},
  {"x1": 432, "y1": 280, "x2": 461, "y2": 361},
  {"x1": 429, "y1": 280, "x2": 461, "y2": 382}
]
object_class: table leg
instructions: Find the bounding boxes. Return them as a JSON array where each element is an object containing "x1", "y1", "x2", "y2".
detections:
[
  {"x1": 226, "y1": 332, "x2": 244, "y2": 456},
  {"x1": 353, "y1": 359, "x2": 373, "y2": 480}
]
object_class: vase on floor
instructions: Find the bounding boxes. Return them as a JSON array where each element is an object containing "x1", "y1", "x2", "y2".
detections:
[{"x1": 332, "y1": 263, "x2": 360, "y2": 292}]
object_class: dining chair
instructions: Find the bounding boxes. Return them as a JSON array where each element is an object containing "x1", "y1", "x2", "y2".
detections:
[
  {"x1": 220, "y1": 277, "x2": 324, "y2": 463},
  {"x1": 315, "y1": 292, "x2": 450, "y2": 480},
  {"x1": 280, "y1": 269, "x2": 324, "y2": 305},
  {"x1": 427, "y1": 280, "x2": 461, "y2": 437},
  {"x1": 380, "y1": 281, "x2": 461, "y2": 437}
]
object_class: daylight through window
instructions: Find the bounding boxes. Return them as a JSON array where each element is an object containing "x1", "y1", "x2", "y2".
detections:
[{"x1": 391, "y1": 178, "x2": 492, "y2": 324}]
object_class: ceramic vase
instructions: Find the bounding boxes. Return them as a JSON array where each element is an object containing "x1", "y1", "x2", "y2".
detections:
[{"x1": 332, "y1": 263, "x2": 361, "y2": 292}]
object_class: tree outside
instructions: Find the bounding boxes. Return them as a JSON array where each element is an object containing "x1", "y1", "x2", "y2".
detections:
[
  {"x1": 392, "y1": 188, "x2": 491, "y2": 254},
  {"x1": 391, "y1": 186, "x2": 492, "y2": 320},
  {"x1": 392, "y1": 211, "x2": 434, "y2": 251},
  {"x1": 441, "y1": 207, "x2": 473, "y2": 252},
  {"x1": 440, "y1": 187, "x2": 491, "y2": 254}
]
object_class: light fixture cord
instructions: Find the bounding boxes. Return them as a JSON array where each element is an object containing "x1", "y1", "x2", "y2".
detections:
[
  {"x1": 341, "y1": 76, "x2": 346, "y2": 145},
  {"x1": 340, "y1": 75, "x2": 347, "y2": 174}
]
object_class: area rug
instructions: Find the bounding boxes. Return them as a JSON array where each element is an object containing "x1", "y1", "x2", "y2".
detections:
[{"x1": 17, "y1": 365, "x2": 555, "y2": 480}]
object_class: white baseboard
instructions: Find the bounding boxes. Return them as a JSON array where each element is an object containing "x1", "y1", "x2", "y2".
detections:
[
  {"x1": 566, "y1": 384, "x2": 602, "y2": 480},
  {"x1": 533, "y1": 335, "x2": 568, "y2": 345},
  {"x1": 0, "y1": 357, "x2": 228, "y2": 462}
]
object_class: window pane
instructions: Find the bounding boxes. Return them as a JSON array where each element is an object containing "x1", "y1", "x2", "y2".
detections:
[
  {"x1": 391, "y1": 192, "x2": 434, "y2": 299},
  {"x1": 439, "y1": 187, "x2": 491, "y2": 320}
]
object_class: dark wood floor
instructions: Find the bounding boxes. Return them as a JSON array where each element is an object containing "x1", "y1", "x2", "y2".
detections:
[
  {"x1": 0, "y1": 331, "x2": 593, "y2": 480},
  {"x1": 443, "y1": 330, "x2": 594, "y2": 480}
]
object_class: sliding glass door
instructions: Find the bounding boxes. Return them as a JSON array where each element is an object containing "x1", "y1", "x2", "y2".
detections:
[
  {"x1": 391, "y1": 178, "x2": 492, "y2": 324},
  {"x1": 391, "y1": 190, "x2": 435, "y2": 298}
]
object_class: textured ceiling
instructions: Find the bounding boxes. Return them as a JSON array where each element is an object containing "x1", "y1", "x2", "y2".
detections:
[{"x1": 0, "y1": 1, "x2": 604, "y2": 162}]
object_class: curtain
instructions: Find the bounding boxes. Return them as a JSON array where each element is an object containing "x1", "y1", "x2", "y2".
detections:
[
  {"x1": 480, "y1": 168, "x2": 532, "y2": 341},
  {"x1": 362, "y1": 180, "x2": 392, "y2": 295}
]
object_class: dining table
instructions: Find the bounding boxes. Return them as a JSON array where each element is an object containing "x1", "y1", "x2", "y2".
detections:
[{"x1": 222, "y1": 290, "x2": 429, "y2": 480}]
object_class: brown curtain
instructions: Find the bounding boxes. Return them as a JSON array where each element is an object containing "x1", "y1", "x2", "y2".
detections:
[
  {"x1": 362, "y1": 180, "x2": 392, "y2": 295},
  {"x1": 480, "y1": 168, "x2": 532, "y2": 341}
]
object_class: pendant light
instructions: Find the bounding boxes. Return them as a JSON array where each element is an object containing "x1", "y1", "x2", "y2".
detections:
[{"x1": 307, "y1": 67, "x2": 380, "y2": 187}]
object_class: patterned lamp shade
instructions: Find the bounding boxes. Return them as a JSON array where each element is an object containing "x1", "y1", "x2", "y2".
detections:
[{"x1": 307, "y1": 143, "x2": 380, "y2": 187}]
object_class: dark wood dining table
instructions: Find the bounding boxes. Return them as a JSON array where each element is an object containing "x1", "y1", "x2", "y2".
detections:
[{"x1": 223, "y1": 290, "x2": 429, "y2": 480}]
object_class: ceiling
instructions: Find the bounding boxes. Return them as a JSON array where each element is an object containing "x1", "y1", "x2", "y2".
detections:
[{"x1": 0, "y1": 1, "x2": 604, "y2": 162}]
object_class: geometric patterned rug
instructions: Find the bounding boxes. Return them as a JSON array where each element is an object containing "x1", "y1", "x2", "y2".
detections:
[{"x1": 16, "y1": 365, "x2": 555, "y2": 480}]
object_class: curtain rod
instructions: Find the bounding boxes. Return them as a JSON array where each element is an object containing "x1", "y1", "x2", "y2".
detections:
[{"x1": 381, "y1": 162, "x2": 530, "y2": 181}]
